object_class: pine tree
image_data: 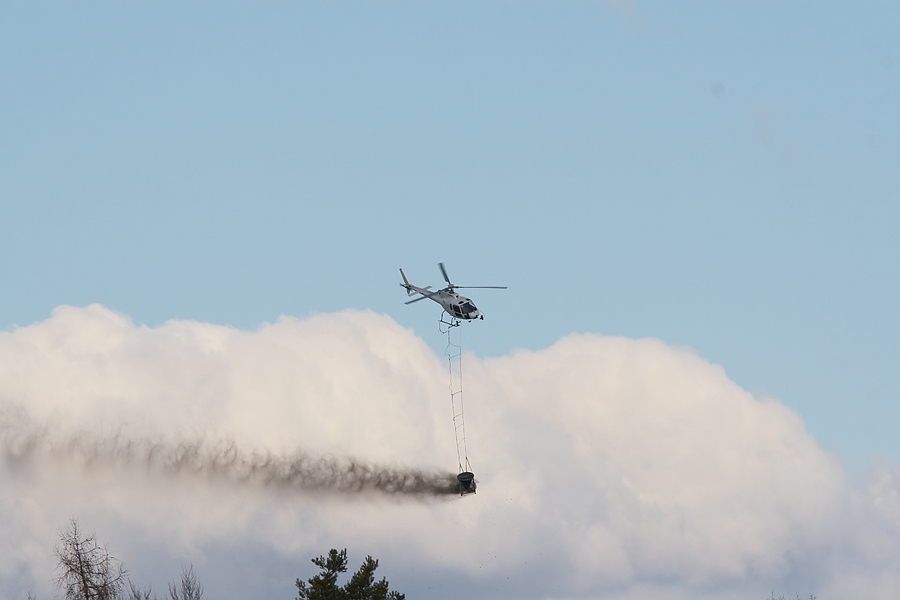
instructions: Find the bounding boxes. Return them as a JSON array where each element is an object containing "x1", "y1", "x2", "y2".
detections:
[{"x1": 296, "y1": 549, "x2": 404, "y2": 600}]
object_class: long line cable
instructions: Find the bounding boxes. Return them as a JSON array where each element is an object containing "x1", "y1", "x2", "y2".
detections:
[{"x1": 441, "y1": 313, "x2": 470, "y2": 474}]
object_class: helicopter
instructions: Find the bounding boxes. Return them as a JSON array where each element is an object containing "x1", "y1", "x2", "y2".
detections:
[{"x1": 399, "y1": 263, "x2": 506, "y2": 321}]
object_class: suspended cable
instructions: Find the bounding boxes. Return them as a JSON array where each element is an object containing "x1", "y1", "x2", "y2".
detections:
[{"x1": 440, "y1": 312, "x2": 472, "y2": 477}]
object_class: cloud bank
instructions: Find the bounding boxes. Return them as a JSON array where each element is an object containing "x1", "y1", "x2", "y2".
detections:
[{"x1": 1, "y1": 305, "x2": 899, "y2": 599}]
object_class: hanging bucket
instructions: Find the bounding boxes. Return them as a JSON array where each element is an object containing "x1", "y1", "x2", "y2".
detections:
[{"x1": 457, "y1": 471, "x2": 476, "y2": 495}]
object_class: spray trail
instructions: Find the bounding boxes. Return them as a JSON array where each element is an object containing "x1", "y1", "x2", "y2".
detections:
[{"x1": 1, "y1": 421, "x2": 461, "y2": 497}]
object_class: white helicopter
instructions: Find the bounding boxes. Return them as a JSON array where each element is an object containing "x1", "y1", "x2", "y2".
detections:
[{"x1": 400, "y1": 263, "x2": 506, "y2": 321}]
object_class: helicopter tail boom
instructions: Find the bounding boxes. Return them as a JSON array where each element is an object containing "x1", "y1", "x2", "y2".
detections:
[{"x1": 399, "y1": 269, "x2": 435, "y2": 301}]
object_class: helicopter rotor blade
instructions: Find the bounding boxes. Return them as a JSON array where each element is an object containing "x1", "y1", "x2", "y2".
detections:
[
  {"x1": 452, "y1": 285, "x2": 508, "y2": 289},
  {"x1": 438, "y1": 262, "x2": 451, "y2": 285}
]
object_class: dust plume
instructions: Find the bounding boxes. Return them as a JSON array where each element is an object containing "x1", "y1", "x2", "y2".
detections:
[{"x1": 1, "y1": 420, "x2": 461, "y2": 497}]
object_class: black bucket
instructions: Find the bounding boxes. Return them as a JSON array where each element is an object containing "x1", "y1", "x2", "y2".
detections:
[{"x1": 457, "y1": 471, "x2": 476, "y2": 495}]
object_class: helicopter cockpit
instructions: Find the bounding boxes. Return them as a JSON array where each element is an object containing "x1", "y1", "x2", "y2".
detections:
[{"x1": 448, "y1": 300, "x2": 479, "y2": 320}]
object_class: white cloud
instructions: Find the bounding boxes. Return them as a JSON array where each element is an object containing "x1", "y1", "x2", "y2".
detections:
[{"x1": 1, "y1": 305, "x2": 899, "y2": 599}]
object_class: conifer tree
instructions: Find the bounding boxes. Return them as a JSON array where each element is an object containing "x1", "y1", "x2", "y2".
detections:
[{"x1": 296, "y1": 549, "x2": 404, "y2": 600}]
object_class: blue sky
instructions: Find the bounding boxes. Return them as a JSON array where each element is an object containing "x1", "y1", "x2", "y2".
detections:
[
  {"x1": 2, "y1": 2, "x2": 898, "y2": 467},
  {"x1": 4, "y1": 4, "x2": 900, "y2": 599}
]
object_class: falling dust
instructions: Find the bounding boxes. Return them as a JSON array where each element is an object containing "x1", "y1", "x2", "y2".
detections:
[{"x1": 0, "y1": 418, "x2": 462, "y2": 498}]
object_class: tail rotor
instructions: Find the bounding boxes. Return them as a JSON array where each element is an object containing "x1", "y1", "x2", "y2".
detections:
[{"x1": 399, "y1": 268, "x2": 413, "y2": 295}]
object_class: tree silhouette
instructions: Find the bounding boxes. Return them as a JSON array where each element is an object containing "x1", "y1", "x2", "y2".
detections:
[
  {"x1": 168, "y1": 566, "x2": 204, "y2": 600},
  {"x1": 55, "y1": 520, "x2": 126, "y2": 600},
  {"x1": 53, "y1": 520, "x2": 207, "y2": 600},
  {"x1": 296, "y1": 549, "x2": 405, "y2": 600}
]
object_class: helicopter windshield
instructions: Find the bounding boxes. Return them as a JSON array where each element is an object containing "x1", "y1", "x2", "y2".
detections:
[{"x1": 461, "y1": 302, "x2": 476, "y2": 313}]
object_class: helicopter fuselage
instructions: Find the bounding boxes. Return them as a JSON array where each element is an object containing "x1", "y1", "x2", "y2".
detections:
[
  {"x1": 433, "y1": 290, "x2": 481, "y2": 320},
  {"x1": 402, "y1": 283, "x2": 481, "y2": 320},
  {"x1": 400, "y1": 265, "x2": 504, "y2": 321}
]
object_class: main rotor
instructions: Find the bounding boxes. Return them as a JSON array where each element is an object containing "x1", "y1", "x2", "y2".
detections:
[{"x1": 437, "y1": 262, "x2": 506, "y2": 293}]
